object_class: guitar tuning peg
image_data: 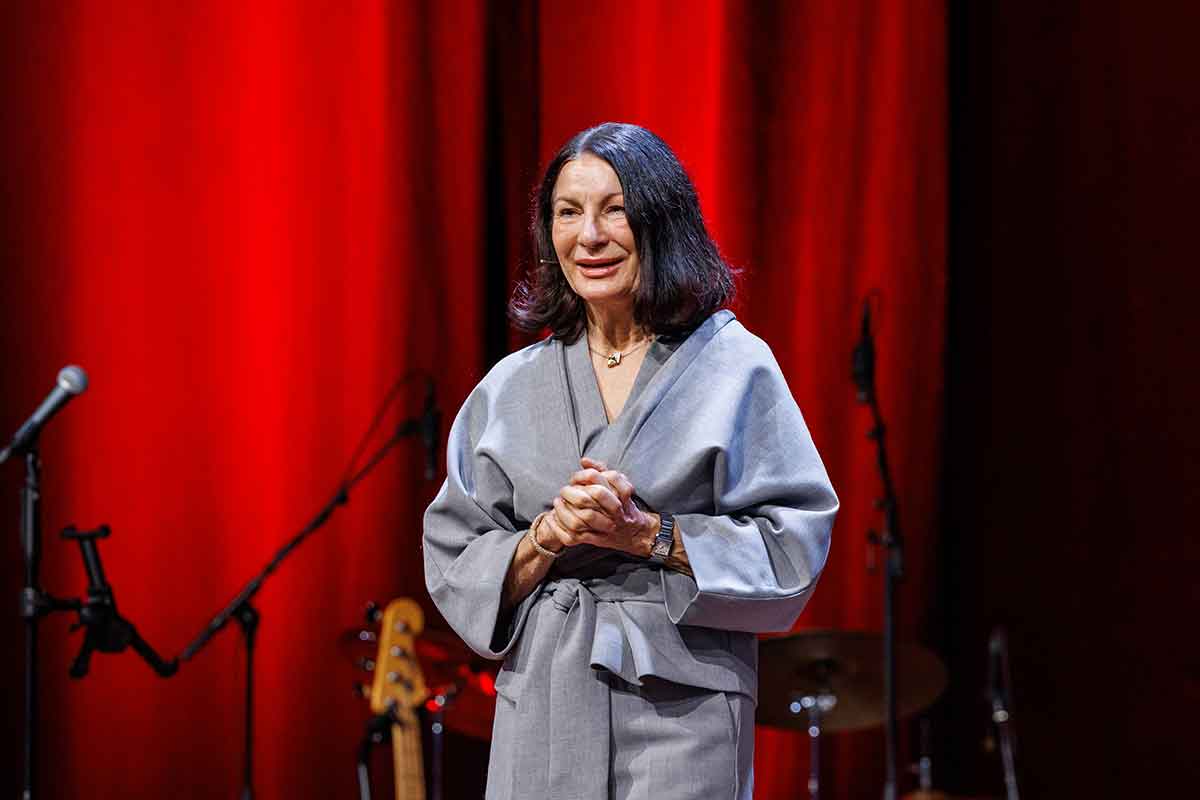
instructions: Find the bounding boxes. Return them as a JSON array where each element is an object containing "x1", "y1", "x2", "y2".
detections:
[
  {"x1": 365, "y1": 601, "x2": 382, "y2": 624},
  {"x1": 352, "y1": 681, "x2": 369, "y2": 699}
]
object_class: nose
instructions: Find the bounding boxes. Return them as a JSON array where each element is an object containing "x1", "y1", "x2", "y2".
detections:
[{"x1": 578, "y1": 212, "x2": 608, "y2": 249}]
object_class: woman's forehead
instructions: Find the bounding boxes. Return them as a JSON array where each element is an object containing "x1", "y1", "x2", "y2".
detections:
[{"x1": 553, "y1": 153, "x2": 623, "y2": 200}]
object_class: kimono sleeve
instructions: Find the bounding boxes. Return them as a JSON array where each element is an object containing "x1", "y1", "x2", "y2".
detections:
[
  {"x1": 663, "y1": 363, "x2": 838, "y2": 633},
  {"x1": 422, "y1": 384, "x2": 542, "y2": 660}
]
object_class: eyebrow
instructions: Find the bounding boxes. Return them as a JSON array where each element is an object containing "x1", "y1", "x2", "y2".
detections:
[{"x1": 552, "y1": 191, "x2": 624, "y2": 206}]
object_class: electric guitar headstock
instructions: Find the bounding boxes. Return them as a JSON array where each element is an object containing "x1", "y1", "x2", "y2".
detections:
[
  {"x1": 368, "y1": 597, "x2": 428, "y2": 721},
  {"x1": 366, "y1": 598, "x2": 428, "y2": 800}
]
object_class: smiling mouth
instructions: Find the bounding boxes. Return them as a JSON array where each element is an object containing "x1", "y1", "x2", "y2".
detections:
[{"x1": 576, "y1": 257, "x2": 624, "y2": 275}]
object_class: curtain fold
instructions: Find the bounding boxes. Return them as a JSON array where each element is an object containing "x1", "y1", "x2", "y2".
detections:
[{"x1": 0, "y1": 2, "x2": 944, "y2": 797}]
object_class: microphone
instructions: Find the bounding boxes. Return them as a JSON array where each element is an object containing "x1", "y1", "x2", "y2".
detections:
[
  {"x1": 421, "y1": 379, "x2": 441, "y2": 480},
  {"x1": 0, "y1": 365, "x2": 88, "y2": 464},
  {"x1": 851, "y1": 298, "x2": 874, "y2": 403}
]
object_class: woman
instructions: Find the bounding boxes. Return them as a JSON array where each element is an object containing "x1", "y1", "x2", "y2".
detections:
[{"x1": 423, "y1": 123, "x2": 837, "y2": 800}]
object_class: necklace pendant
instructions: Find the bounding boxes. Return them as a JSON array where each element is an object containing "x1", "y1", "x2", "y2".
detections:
[{"x1": 606, "y1": 352, "x2": 621, "y2": 368}]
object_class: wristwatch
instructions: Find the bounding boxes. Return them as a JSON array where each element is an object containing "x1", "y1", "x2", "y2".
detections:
[{"x1": 648, "y1": 512, "x2": 675, "y2": 565}]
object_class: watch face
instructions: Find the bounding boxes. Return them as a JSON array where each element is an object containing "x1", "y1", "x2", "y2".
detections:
[{"x1": 652, "y1": 540, "x2": 671, "y2": 558}]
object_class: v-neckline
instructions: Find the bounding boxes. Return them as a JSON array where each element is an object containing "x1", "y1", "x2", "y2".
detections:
[
  {"x1": 587, "y1": 349, "x2": 650, "y2": 426},
  {"x1": 568, "y1": 334, "x2": 657, "y2": 428},
  {"x1": 557, "y1": 310, "x2": 736, "y2": 464}
]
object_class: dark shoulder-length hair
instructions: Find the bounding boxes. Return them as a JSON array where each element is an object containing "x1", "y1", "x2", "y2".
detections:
[{"x1": 509, "y1": 122, "x2": 735, "y2": 342}]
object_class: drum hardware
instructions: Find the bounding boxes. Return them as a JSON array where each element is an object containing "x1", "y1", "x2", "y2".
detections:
[
  {"x1": 898, "y1": 717, "x2": 956, "y2": 799},
  {"x1": 786, "y1": 669, "x2": 839, "y2": 800},
  {"x1": 759, "y1": 630, "x2": 947, "y2": 798},
  {"x1": 424, "y1": 682, "x2": 462, "y2": 800}
]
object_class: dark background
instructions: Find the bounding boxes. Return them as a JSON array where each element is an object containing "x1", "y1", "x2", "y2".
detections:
[{"x1": 938, "y1": 0, "x2": 1200, "y2": 795}]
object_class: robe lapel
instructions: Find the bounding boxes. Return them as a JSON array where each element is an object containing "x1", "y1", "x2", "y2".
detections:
[
  {"x1": 558, "y1": 312, "x2": 736, "y2": 470},
  {"x1": 508, "y1": 338, "x2": 594, "y2": 524},
  {"x1": 596, "y1": 310, "x2": 736, "y2": 468}
]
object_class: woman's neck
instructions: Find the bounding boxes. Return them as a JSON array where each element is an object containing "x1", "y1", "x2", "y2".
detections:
[{"x1": 585, "y1": 303, "x2": 647, "y2": 352}]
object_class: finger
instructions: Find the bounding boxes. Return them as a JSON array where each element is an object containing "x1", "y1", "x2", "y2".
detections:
[
  {"x1": 600, "y1": 470, "x2": 636, "y2": 502},
  {"x1": 552, "y1": 496, "x2": 589, "y2": 533},
  {"x1": 570, "y1": 468, "x2": 617, "y2": 494},
  {"x1": 560, "y1": 484, "x2": 615, "y2": 515},
  {"x1": 562, "y1": 483, "x2": 623, "y2": 516},
  {"x1": 539, "y1": 504, "x2": 578, "y2": 548},
  {"x1": 554, "y1": 496, "x2": 615, "y2": 535},
  {"x1": 580, "y1": 456, "x2": 608, "y2": 472},
  {"x1": 579, "y1": 504, "x2": 618, "y2": 532}
]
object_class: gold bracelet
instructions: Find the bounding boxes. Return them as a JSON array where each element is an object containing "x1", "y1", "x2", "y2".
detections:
[{"x1": 526, "y1": 512, "x2": 559, "y2": 559}]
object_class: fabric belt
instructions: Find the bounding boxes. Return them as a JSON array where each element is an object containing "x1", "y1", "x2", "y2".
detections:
[{"x1": 503, "y1": 571, "x2": 745, "y2": 798}]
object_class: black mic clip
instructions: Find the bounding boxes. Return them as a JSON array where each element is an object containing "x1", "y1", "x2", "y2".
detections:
[
  {"x1": 851, "y1": 297, "x2": 876, "y2": 404},
  {"x1": 421, "y1": 378, "x2": 441, "y2": 481},
  {"x1": 56, "y1": 524, "x2": 178, "y2": 678}
]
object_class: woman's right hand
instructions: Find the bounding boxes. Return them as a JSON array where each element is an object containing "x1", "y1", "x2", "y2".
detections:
[{"x1": 536, "y1": 458, "x2": 643, "y2": 553}]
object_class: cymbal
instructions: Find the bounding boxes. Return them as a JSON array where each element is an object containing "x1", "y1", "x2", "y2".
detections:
[{"x1": 757, "y1": 630, "x2": 947, "y2": 733}]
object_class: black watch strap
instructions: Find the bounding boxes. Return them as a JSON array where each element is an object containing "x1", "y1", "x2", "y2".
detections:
[{"x1": 648, "y1": 513, "x2": 675, "y2": 564}]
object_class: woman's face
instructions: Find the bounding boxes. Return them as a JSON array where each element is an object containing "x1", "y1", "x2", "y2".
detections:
[{"x1": 550, "y1": 153, "x2": 640, "y2": 315}]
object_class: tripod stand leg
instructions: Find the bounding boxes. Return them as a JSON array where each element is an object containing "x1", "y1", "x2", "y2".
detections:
[{"x1": 69, "y1": 628, "x2": 97, "y2": 678}]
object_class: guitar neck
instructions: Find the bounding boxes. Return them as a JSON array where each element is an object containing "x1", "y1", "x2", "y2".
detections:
[{"x1": 391, "y1": 709, "x2": 425, "y2": 800}]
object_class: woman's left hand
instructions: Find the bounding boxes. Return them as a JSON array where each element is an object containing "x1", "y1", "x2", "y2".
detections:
[{"x1": 552, "y1": 457, "x2": 658, "y2": 558}]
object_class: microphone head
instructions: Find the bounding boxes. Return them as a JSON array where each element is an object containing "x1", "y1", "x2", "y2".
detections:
[{"x1": 57, "y1": 365, "x2": 88, "y2": 395}]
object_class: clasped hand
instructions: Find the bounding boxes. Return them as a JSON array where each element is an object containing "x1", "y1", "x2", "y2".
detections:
[{"x1": 536, "y1": 457, "x2": 657, "y2": 557}]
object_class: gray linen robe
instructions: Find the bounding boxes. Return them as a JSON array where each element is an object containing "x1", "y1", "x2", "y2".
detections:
[{"x1": 423, "y1": 310, "x2": 837, "y2": 799}]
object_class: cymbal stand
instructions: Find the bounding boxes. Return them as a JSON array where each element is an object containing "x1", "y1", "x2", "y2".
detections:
[
  {"x1": 790, "y1": 689, "x2": 837, "y2": 800},
  {"x1": 426, "y1": 683, "x2": 460, "y2": 800}
]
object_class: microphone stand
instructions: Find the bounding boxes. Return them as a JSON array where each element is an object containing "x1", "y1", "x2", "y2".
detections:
[
  {"x1": 17, "y1": 446, "x2": 177, "y2": 800},
  {"x1": 853, "y1": 297, "x2": 904, "y2": 800},
  {"x1": 178, "y1": 404, "x2": 433, "y2": 800},
  {"x1": 989, "y1": 627, "x2": 1021, "y2": 800},
  {"x1": 20, "y1": 447, "x2": 43, "y2": 800}
]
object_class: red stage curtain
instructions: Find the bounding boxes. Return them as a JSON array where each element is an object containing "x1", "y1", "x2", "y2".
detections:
[{"x1": 0, "y1": 2, "x2": 944, "y2": 797}]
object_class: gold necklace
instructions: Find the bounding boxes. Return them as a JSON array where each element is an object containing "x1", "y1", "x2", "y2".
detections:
[{"x1": 589, "y1": 337, "x2": 652, "y2": 368}]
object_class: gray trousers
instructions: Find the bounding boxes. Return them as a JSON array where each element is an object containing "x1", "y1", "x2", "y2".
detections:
[
  {"x1": 487, "y1": 669, "x2": 753, "y2": 800},
  {"x1": 608, "y1": 675, "x2": 754, "y2": 800}
]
